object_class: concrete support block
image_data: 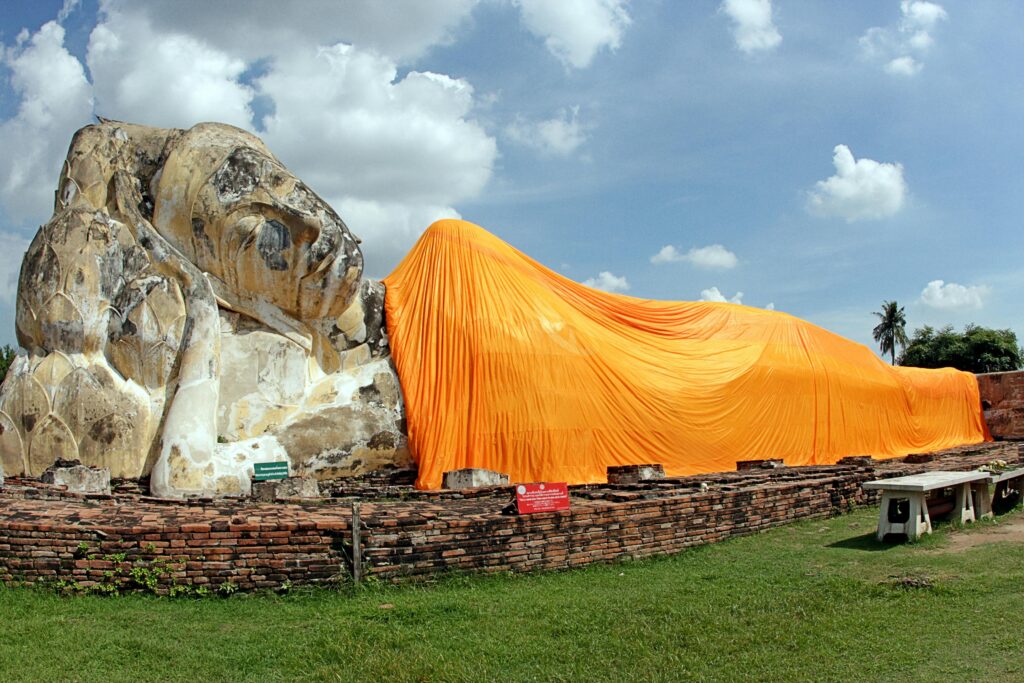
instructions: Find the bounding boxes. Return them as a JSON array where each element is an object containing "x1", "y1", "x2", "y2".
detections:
[
  {"x1": 251, "y1": 476, "x2": 320, "y2": 501},
  {"x1": 40, "y1": 461, "x2": 111, "y2": 494},
  {"x1": 441, "y1": 468, "x2": 509, "y2": 489},
  {"x1": 607, "y1": 463, "x2": 666, "y2": 484},
  {"x1": 736, "y1": 459, "x2": 784, "y2": 471}
]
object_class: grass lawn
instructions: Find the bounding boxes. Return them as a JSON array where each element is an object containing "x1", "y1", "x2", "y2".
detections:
[{"x1": 2, "y1": 506, "x2": 1023, "y2": 682}]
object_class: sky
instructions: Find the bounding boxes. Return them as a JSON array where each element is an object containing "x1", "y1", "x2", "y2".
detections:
[{"x1": 0, "y1": 0, "x2": 1021, "y2": 355}]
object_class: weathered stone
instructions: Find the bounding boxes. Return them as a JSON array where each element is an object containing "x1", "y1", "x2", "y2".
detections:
[
  {"x1": 442, "y1": 468, "x2": 510, "y2": 489},
  {"x1": 251, "y1": 476, "x2": 320, "y2": 501},
  {"x1": 0, "y1": 121, "x2": 410, "y2": 498},
  {"x1": 40, "y1": 460, "x2": 111, "y2": 494},
  {"x1": 607, "y1": 463, "x2": 666, "y2": 484},
  {"x1": 278, "y1": 358, "x2": 410, "y2": 480}
]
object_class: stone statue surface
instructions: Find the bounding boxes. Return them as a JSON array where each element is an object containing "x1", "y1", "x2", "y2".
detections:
[{"x1": 0, "y1": 121, "x2": 410, "y2": 497}]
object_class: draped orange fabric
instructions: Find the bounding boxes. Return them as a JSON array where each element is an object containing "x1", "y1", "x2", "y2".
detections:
[{"x1": 383, "y1": 219, "x2": 990, "y2": 490}]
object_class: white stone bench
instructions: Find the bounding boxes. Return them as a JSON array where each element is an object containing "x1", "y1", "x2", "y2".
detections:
[
  {"x1": 863, "y1": 470, "x2": 991, "y2": 541},
  {"x1": 978, "y1": 466, "x2": 1024, "y2": 517}
]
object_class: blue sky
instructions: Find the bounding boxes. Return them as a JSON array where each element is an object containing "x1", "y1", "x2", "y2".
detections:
[{"x1": 0, "y1": 0, "x2": 1021, "y2": 354}]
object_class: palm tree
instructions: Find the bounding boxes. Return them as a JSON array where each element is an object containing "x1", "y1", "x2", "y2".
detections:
[{"x1": 872, "y1": 300, "x2": 908, "y2": 364}]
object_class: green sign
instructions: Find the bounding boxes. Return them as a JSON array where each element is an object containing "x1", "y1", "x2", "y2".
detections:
[{"x1": 253, "y1": 461, "x2": 290, "y2": 481}]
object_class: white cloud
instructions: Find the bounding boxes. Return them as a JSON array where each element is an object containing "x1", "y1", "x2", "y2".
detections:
[
  {"x1": 901, "y1": 0, "x2": 948, "y2": 33},
  {"x1": 0, "y1": 21, "x2": 94, "y2": 226},
  {"x1": 0, "y1": 232, "x2": 31, "y2": 304},
  {"x1": 584, "y1": 271, "x2": 630, "y2": 293},
  {"x1": 650, "y1": 245, "x2": 685, "y2": 264},
  {"x1": 257, "y1": 45, "x2": 497, "y2": 264},
  {"x1": 806, "y1": 145, "x2": 907, "y2": 222},
  {"x1": 515, "y1": 0, "x2": 631, "y2": 69},
  {"x1": 651, "y1": 244, "x2": 737, "y2": 269},
  {"x1": 259, "y1": 47, "x2": 495, "y2": 204},
  {"x1": 505, "y1": 106, "x2": 587, "y2": 156},
  {"x1": 860, "y1": 1, "x2": 947, "y2": 76},
  {"x1": 700, "y1": 287, "x2": 743, "y2": 304},
  {"x1": 885, "y1": 56, "x2": 921, "y2": 76},
  {"x1": 57, "y1": 0, "x2": 81, "y2": 22},
  {"x1": 765, "y1": 302, "x2": 775, "y2": 311},
  {"x1": 858, "y1": 28, "x2": 891, "y2": 62},
  {"x1": 333, "y1": 198, "x2": 462, "y2": 278},
  {"x1": 651, "y1": 245, "x2": 683, "y2": 264},
  {"x1": 720, "y1": 0, "x2": 782, "y2": 54},
  {"x1": 920, "y1": 279, "x2": 988, "y2": 310},
  {"x1": 86, "y1": 9, "x2": 254, "y2": 129},
  {"x1": 98, "y1": 0, "x2": 479, "y2": 63}
]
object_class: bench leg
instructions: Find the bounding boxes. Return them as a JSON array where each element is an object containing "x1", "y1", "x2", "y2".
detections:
[
  {"x1": 876, "y1": 492, "x2": 935, "y2": 541},
  {"x1": 876, "y1": 492, "x2": 893, "y2": 541},
  {"x1": 954, "y1": 482, "x2": 976, "y2": 525},
  {"x1": 906, "y1": 493, "x2": 931, "y2": 540},
  {"x1": 992, "y1": 478, "x2": 1023, "y2": 515},
  {"x1": 972, "y1": 482, "x2": 993, "y2": 520}
]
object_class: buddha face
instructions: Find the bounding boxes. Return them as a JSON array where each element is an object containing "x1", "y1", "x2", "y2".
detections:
[{"x1": 154, "y1": 127, "x2": 363, "y2": 321}]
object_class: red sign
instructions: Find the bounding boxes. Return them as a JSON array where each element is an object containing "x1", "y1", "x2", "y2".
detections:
[{"x1": 515, "y1": 482, "x2": 570, "y2": 514}]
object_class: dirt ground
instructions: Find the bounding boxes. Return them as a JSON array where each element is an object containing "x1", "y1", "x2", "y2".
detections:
[{"x1": 938, "y1": 511, "x2": 1024, "y2": 552}]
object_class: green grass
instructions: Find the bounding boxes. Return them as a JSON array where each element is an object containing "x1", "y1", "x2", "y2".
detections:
[{"x1": 3, "y1": 507, "x2": 1023, "y2": 682}]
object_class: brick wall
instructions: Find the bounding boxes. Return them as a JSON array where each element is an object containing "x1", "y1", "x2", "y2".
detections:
[
  {"x1": 977, "y1": 371, "x2": 1024, "y2": 439},
  {"x1": 0, "y1": 443, "x2": 1018, "y2": 592},
  {"x1": 0, "y1": 494, "x2": 349, "y2": 592},
  {"x1": 357, "y1": 473, "x2": 868, "y2": 580}
]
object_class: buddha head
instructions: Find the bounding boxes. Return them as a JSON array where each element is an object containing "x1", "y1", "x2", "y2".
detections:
[{"x1": 152, "y1": 123, "x2": 363, "y2": 322}]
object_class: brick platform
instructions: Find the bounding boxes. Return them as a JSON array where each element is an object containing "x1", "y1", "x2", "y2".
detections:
[{"x1": 1, "y1": 442, "x2": 1018, "y2": 592}]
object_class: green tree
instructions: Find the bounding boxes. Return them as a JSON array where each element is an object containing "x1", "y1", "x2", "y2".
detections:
[
  {"x1": 0, "y1": 344, "x2": 15, "y2": 384},
  {"x1": 900, "y1": 324, "x2": 1022, "y2": 373},
  {"x1": 872, "y1": 300, "x2": 908, "y2": 365}
]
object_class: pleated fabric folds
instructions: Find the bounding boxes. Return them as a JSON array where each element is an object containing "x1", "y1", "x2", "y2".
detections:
[{"x1": 383, "y1": 220, "x2": 989, "y2": 489}]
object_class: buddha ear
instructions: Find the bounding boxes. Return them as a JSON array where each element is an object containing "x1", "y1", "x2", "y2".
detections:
[{"x1": 111, "y1": 171, "x2": 154, "y2": 242}]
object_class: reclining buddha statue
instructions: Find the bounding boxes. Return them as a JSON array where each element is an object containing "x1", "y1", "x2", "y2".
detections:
[{"x1": 0, "y1": 120, "x2": 989, "y2": 497}]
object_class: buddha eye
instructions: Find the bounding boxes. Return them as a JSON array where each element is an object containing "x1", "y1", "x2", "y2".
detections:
[{"x1": 255, "y1": 219, "x2": 291, "y2": 271}]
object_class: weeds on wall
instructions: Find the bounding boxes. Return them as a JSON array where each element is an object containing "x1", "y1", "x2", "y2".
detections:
[{"x1": 49, "y1": 543, "x2": 240, "y2": 598}]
